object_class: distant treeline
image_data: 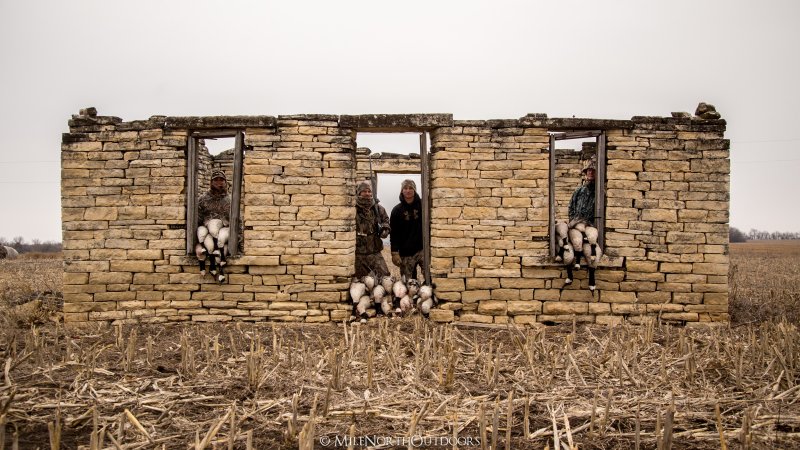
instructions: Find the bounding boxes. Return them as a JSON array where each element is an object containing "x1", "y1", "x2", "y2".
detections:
[
  {"x1": 0, "y1": 236, "x2": 62, "y2": 253},
  {"x1": 730, "y1": 227, "x2": 800, "y2": 243}
]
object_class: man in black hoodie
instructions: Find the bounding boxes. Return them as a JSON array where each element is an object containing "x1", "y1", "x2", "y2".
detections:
[{"x1": 390, "y1": 179, "x2": 423, "y2": 280}]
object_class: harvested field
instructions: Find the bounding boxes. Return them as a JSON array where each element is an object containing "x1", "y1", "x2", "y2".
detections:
[{"x1": 0, "y1": 244, "x2": 798, "y2": 449}]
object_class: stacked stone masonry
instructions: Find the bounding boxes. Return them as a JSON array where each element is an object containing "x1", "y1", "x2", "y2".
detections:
[{"x1": 61, "y1": 108, "x2": 729, "y2": 325}]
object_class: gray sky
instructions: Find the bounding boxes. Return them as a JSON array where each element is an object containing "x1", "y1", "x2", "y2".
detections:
[{"x1": 1, "y1": 0, "x2": 798, "y2": 242}]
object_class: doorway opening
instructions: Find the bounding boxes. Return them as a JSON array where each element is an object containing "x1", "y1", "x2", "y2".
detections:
[{"x1": 354, "y1": 132, "x2": 430, "y2": 283}]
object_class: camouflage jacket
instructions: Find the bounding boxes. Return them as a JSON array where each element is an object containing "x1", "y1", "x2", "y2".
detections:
[
  {"x1": 568, "y1": 182, "x2": 596, "y2": 226},
  {"x1": 356, "y1": 200, "x2": 390, "y2": 255},
  {"x1": 198, "y1": 190, "x2": 231, "y2": 226}
]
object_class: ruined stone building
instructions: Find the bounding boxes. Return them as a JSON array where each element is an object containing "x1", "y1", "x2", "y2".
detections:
[{"x1": 60, "y1": 104, "x2": 730, "y2": 325}]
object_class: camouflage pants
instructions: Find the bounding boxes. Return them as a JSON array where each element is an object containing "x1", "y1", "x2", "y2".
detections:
[
  {"x1": 400, "y1": 250, "x2": 424, "y2": 281},
  {"x1": 355, "y1": 252, "x2": 390, "y2": 278}
]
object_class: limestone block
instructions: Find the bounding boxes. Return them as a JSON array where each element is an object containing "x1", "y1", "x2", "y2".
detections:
[
  {"x1": 491, "y1": 289, "x2": 520, "y2": 301},
  {"x1": 90, "y1": 311, "x2": 128, "y2": 321},
  {"x1": 692, "y1": 283, "x2": 728, "y2": 293},
  {"x1": 619, "y1": 281, "x2": 656, "y2": 292},
  {"x1": 660, "y1": 312, "x2": 699, "y2": 322},
  {"x1": 475, "y1": 269, "x2": 520, "y2": 278},
  {"x1": 666, "y1": 273, "x2": 707, "y2": 283},
  {"x1": 64, "y1": 273, "x2": 89, "y2": 285},
  {"x1": 192, "y1": 315, "x2": 233, "y2": 322},
  {"x1": 667, "y1": 293, "x2": 701, "y2": 305},
  {"x1": 458, "y1": 313, "x2": 494, "y2": 324},
  {"x1": 429, "y1": 309, "x2": 455, "y2": 322},
  {"x1": 462, "y1": 290, "x2": 489, "y2": 303},
  {"x1": 626, "y1": 261, "x2": 659, "y2": 272},
  {"x1": 434, "y1": 278, "x2": 466, "y2": 292},
  {"x1": 660, "y1": 262, "x2": 692, "y2": 273},
  {"x1": 609, "y1": 159, "x2": 643, "y2": 172},
  {"x1": 543, "y1": 302, "x2": 588, "y2": 314},
  {"x1": 610, "y1": 303, "x2": 642, "y2": 314},
  {"x1": 596, "y1": 315, "x2": 624, "y2": 326},
  {"x1": 641, "y1": 209, "x2": 677, "y2": 222},
  {"x1": 110, "y1": 261, "x2": 154, "y2": 272},
  {"x1": 600, "y1": 291, "x2": 637, "y2": 303},
  {"x1": 507, "y1": 300, "x2": 542, "y2": 314},
  {"x1": 626, "y1": 272, "x2": 665, "y2": 282},
  {"x1": 462, "y1": 207, "x2": 497, "y2": 220},
  {"x1": 90, "y1": 272, "x2": 132, "y2": 284},
  {"x1": 665, "y1": 232, "x2": 705, "y2": 244},
  {"x1": 560, "y1": 290, "x2": 594, "y2": 302},
  {"x1": 589, "y1": 303, "x2": 611, "y2": 314},
  {"x1": 478, "y1": 300, "x2": 507, "y2": 315},
  {"x1": 692, "y1": 263, "x2": 728, "y2": 275},
  {"x1": 637, "y1": 291, "x2": 671, "y2": 304},
  {"x1": 134, "y1": 273, "x2": 169, "y2": 285},
  {"x1": 533, "y1": 290, "x2": 561, "y2": 301}
]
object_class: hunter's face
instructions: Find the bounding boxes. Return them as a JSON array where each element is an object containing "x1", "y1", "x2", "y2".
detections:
[
  {"x1": 584, "y1": 168, "x2": 596, "y2": 182},
  {"x1": 211, "y1": 177, "x2": 226, "y2": 190},
  {"x1": 359, "y1": 187, "x2": 373, "y2": 200},
  {"x1": 402, "y1": 186, "x2": 415, "y2": 203}
]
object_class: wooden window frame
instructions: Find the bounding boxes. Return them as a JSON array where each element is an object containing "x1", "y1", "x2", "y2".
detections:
[
  {"x1": 548, "y1": 130, "x2": 606, "y2": 258},
  {"x1": 185, "y1": 130, "x2": 245, "y2": 257}
]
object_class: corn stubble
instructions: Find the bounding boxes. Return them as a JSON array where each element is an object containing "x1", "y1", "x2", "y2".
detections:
[{"x1": 0, "y1": 243, "x2": 797, "y2": 448}]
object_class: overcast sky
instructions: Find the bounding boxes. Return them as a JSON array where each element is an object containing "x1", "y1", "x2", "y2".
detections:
[{"x1": 1, "y1": 0, "x2": 798, "y2": 242}]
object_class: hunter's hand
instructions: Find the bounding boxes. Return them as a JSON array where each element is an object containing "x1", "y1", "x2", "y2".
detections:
[
  {"x1": 380, "y1": 227, "x2": 390, "y2": 239},
  {"x1": 391, "y1": 252, "x2": 401, "y2": 267}
]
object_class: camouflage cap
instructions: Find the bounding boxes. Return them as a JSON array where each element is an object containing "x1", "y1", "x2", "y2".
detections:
[
  {"x1": 401, "y1": 179, "x2": 417, "y2": 192},
  {"x1": 356, "y1": 181, "x2": 372, "y2": 195},
  {"x1": 211, "y1": 170, "x2": 227, "y2": 181},
  {"x1": 582, "y1": 158, "x2": 597, "y2": 173}
]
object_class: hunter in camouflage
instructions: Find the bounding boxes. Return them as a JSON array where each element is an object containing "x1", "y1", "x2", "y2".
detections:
[
  {"x1": 355, "y1": 181, "x2": 390, "y2": 278},
  {"x1": 198, "y1": 170, "x2": 231, "y2": 227}
]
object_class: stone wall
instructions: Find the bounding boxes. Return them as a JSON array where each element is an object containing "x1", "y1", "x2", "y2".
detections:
[
  {"x1": 427, "y1": 114, "x2": 729, "y2": 325},
  {"x1": 61, "y1": 107, "x2": 729, "y2": 325}
]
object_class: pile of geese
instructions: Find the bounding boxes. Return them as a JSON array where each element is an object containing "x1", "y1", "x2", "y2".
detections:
[{"x1": 348, "y1": 273, "x2": 436, "y2": 323}]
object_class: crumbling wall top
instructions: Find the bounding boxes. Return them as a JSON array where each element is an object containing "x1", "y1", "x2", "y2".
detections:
[
  {"x1": 339, "y1": 114, "x2": 453, "y2": 131},
  {"x1": 164, "y1": 115, "x2": 277, "y2": 129}
]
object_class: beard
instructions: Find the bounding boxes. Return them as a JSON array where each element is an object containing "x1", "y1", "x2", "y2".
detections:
[{"x1": 210, "y1": 185, "x2": 227, "y2": 197}]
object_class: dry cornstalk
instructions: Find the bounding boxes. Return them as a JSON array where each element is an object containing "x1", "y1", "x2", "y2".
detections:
[
  {"x1": 478, "y1": 402, "x2": 487, "y2": 450},
  {"x1": 124, "y1": 329, "x2": 137, "y2": 372},
  {"x1": 715, "y1": 403, "x2": 727, "y2": 450},
  {"x1": 197, "y1": 408, "x2": 231, "y2": 450},
  {"x1": 635, "y1": 401, "x2": 641, "y2": 450},
  {"x1": 563, "y1": 413, "x2": 574, "y2": 450},
  {"x1": 505, "y1": 391, "x2": 513, "y2": 450},
  {"x1": 523, "y1": 395, "x2": 530, "y2": 440},
  {"x1": 601, "y1": 389, "x2": 613, "y2": 437},
  {"x1": 663, "y1": 407, "x2": 674, "y2": 450},
  {"x1": 347, "y1": 423, "x2": 356, "y2": 450},
  {"x1": 124, "y1": 408, "x2": 152, "y2": 443},
  {"x1": 491, "y1": 398, "x2": 499, "y2": 450},
  {"x1": 47, "y1": 408, "x2": 61, "y2": 450}
]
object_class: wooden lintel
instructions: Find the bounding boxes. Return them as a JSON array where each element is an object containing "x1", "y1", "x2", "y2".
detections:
[
  {"x1": 191, "y1": 130, "x2": 242, "y2": 138},
  {"x1": 552, "y1": 130, "x2": 602, "y2": 141}
]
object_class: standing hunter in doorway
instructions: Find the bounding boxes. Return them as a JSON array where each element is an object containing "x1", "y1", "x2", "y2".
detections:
[
  {"x1": 354, "y1": 181, "x2": 391, "y2": 278},
  {"x1": 390, "y1": 179, "x2": 423, "y2": 280}
]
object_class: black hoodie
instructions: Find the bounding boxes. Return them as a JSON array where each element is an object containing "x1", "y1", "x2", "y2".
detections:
[{"x1": 389, "y1": 193, "x2": 423, "y2": 257}]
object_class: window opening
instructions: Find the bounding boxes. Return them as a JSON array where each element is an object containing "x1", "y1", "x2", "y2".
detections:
[
  {"x1": 186, "y1": 131, "x2": 245, "y2": 257},
  {"x1": 548, "y1": 131, "x2": 606, "y2": 258}
]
